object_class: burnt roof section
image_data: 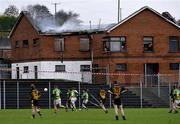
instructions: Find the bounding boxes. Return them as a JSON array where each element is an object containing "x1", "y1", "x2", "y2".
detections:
[{"x1": 9, "y1": 11, "x2": 115, "y2": 37}]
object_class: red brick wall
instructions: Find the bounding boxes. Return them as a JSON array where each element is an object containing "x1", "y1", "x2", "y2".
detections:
[{"x1": 92, "y1": 9, "x2": 180, "y2": 84}]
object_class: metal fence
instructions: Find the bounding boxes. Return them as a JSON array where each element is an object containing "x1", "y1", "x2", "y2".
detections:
[{"x1": 0, "y1": 74, "x2": 179, "y2": 109}]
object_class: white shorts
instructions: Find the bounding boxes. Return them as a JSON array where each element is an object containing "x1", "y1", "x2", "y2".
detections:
[
  {"x1": 71, "y1": 97, "x2": 77, "y2": 104},
  {"x1": 54, "y1": 98, "x2": 62, "y2": 106},
  {"x1": 175, "y1": 100, "x2": 180, "y2": 104},
  {"x1": 83, "y1": 99, "x2": 88, "y2": 104}
]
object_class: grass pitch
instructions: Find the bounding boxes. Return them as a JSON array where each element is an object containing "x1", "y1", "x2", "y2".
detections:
[{"x1": 0, "y1": 108, "x2": 179, "y2": 124}]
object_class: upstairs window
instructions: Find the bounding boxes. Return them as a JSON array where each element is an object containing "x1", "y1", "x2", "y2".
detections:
[
  {"x1": 116, "y1": 63, "x2": 127, "y2": 71},
  {"x1": 144, "y1": 37, "x2": 153, "y2": 52},
  {"x1": 15, "y1": 40, "x2": 20, "y2": 48},
  {"x1": 80, "y1": 38, "x2": 90, "y2": 51},
  {"x1": 170, "y1": 63, "x2": 179, "y2": 70},
  {"x1": 55, "y1": 65, "x2": 65, "y2": 72},
  {"x1": 23, "y1": 66, "x2": 29, "y2": 73},
  {"x1": 103, "y1": 36, "x2": 126, "y2": 52},
  {"x1": 23, "y1": 40, "x2": 29, "y2": 48},
  {"x1": 33, "y1": 38, "x2": 40, "y2": 47},
  {"x1": 54, "y1": 38, "x2": 64, "y2": 51},
  {"x1": 169, "y1": 36, "x2": 179, "y2": 52},
  {"x1": 80, "y1": 65, "x2": 90, "y2": 72}
]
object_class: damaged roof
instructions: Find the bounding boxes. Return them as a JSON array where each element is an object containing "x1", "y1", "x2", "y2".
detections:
[{"x1": 9, "y1": 6, "x2": 180, "y2": 37}]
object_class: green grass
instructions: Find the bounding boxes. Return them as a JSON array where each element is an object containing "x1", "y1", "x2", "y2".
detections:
[{"x1": 0, "y1": 108, "x2": 180, "y2": 124}]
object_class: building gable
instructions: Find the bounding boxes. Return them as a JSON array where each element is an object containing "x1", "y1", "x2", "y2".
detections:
[
  {"x1": 107, "y1": 6, "x2": 180, "y2": 33},
  {"x1": 9, "y1": 12, "x2": 40, "y2": 38}
]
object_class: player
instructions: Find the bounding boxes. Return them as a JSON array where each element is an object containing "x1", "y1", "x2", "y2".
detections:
[
  {"x1": 173, "y1": 86, "x2": 180, "y2": 112},
  {"x1": 70, "y1": 87, "x2": 79, "y2": 111},
  {"x1": 169, "y1": 85, "x2": 177, "y2": 113},
  {"x1": 81, "y1": 89, "x2": 89, "y2": 109},
  {"x1": 65, "y1": 89, "x2": 71, "y2": 112},
  {"x1": 31, "y1": 84, "x2": 42, "y2": 119},
  {"x1": 52, "y1": 85, "x2": 64, "y2": 113},
  {"x1": 99, "y1": 87, "x2": 108, "y2": 113},
  {"x1": 108, "y1": 81, "x2": 127, "y2": 120}
]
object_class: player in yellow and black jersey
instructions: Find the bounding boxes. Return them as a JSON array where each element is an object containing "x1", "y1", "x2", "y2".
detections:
[
  {"x1": 31, "y1": 84, "x2": 42, "y2": 119},
  {"x1": 99, "y1": 87, "x2": 108, "y2": 113},
  {"x1": 108, "y1": 81, "x2": 127, "y2": 121}
]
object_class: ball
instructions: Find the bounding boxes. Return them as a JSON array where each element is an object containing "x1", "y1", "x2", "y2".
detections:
[{"x1": 44, "y1": 88, "x2": 48, "y2": 92}]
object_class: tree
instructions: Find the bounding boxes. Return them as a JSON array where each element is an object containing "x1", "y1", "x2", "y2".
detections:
[
  {"x1": 0, "y1": 16, "x2": 17, "y2": 31},
  {"x1": 4, "y1": 5, "x2": 19, "y2": 17}
]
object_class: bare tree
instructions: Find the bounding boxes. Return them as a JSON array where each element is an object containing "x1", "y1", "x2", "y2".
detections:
[{"x1": 4, "y1": 5, "x2": 19, "y2": 17}]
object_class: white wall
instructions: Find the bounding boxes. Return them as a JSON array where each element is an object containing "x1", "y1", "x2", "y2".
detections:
[{"x1": 12, "y1": 61, "x2": 92, "y2": 83}]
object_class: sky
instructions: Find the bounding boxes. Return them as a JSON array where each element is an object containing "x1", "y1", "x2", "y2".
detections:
[{"x1": 0, "y1": 0, "x2": 180, "y2": 25}]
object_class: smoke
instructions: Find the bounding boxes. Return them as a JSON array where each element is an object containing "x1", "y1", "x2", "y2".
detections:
[
  {"x1": 28, "y1": 11, "x2": 115, "y2": 33},
  {"x1": 36, "y1": 16, "x2": 83, "y2": 33}
]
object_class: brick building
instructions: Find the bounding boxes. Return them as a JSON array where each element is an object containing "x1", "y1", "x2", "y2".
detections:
[{"x1": 9, "y1": 6, "x2": 180, "y2": 84}]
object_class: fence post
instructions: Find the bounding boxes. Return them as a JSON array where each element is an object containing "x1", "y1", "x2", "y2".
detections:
[
  {"x1": 168, "y1": 83, "x2": 171, "y2": 109},
  {"x1": 109, "y1": 81, "x2": 112, "y2": 108},
  {"x1": 17, "y1": 81, "x2": 19, "y2": 109},
  {"x1": 158, "y1": 74, "x2": 160, "y2": 97},
  {"x1": 48, "y1": 81, "x2": 51, "y2": 109},
  {"x1": 140, "y1": 76, "x2": 143, "y2": 108},
  {"x1": 78, "y1": 82, "x2": 81, "y2": 109},
  {"x1": 3, "y1": 80, "x2": 5, "y2": 109}
]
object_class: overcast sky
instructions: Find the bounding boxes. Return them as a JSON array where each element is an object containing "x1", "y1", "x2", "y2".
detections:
[{"x1": 0, "y1": 0, "x2": 180, "y2": 25}]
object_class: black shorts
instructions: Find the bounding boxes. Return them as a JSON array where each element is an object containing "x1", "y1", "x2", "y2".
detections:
[
  {"x1": 32, "y1": 100, "x2": 39, "y2": 107},
  {"x1": 113, "y1": 98, "x2": 122, "y2": 105},
  {"x1": 100, "y1": 98, "x2": 106, "y2": 104}
]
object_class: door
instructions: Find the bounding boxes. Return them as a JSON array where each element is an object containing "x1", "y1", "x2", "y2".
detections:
[
  {"x1": 16, "y1": 67, "x2": 19, "y2": 79},
  {"x1": 144, "y1": 63, "x2": 159, "y2": 86},
  {"x1": 34, "y1": 66, "x2": 38, "y2": 79}
]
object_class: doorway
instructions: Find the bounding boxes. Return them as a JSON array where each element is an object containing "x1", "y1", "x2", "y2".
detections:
[{"x1": 144, "y1": 63, "x2": 159, "y2": 86}]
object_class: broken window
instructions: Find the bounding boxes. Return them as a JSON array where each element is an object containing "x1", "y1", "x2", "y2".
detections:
[
  {"x1": 103, "y1": 36, "x2": 126, "y2": 52},
  {"x1": 33, "y1": 38, "x2": 40, "y2": 47},
  {"x1": 54, "y1": 38, "x2": 64, "y2": 51},
  {"x1": 15, "y1": 40, "x2": 20, "y2": 48},
  {"x1": 23, "y1": 40, "x2": 29, "y2": 48},
  {"x1": 80, "y1": 38, "x2": 90, "y2": 51},
  {"x1": 144, "y1": 37, "x2": 153, "y2": 52}
]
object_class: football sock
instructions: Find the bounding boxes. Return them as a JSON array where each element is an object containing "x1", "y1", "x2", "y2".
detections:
[
  {"x1": 115, "y1": 116, "x2": 119, "y2": 120},
  {"x1": 122, "y1": 116, "x2": 126, "y2": 120}
]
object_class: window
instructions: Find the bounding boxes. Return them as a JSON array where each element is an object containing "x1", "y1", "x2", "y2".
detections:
[
  {"x1": 116, "y1": 63, "x2": 127, "y2": 71},
  {"x1": 169, "y1": 36, "x2": 179, "y2": 52},
  {"x1": 33, "y1": 38, "x2": 40, "y2": 47},
  {"x1": 170, "y1": 63, "x2": 179, "y2": 70},
  {"x1": 103, "y1": 36, "x2": 126, "y2": 52},
  {"x1": 54, "y1": 38, "x2": 64, "y2": 51},
  {"x1": 15, "y1": 40, "x2": 20, "y2": 48},
  {"x1": 23, "y1": 66, "x2": 29, "y2": 73},
  {"x1": 55, "y1": 65, "x2": 65, "y2": 72},
  {"x1": 144, "y1": 37, "x2": 153, "y2": 52},
  {"x1": 23, "y1": 40, "x2": 29, "y2": 48},
  {"x1": 80, "y1": 65, "x2": 90, "y2": 72},
  {"x1": 80, "y1": 38, "x2": 90, "y2": 51}
]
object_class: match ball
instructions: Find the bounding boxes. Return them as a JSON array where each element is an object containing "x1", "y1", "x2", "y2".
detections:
[{"x1": 44, "y1": 88, "x2": 48, "y2": 92}]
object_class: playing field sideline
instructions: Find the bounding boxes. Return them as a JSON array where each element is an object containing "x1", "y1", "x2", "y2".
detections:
[{"x1": 0, "y1": 108, "x2": 179, "y2": 124}]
